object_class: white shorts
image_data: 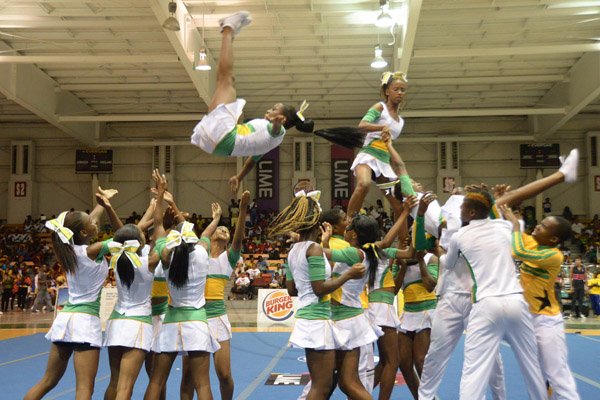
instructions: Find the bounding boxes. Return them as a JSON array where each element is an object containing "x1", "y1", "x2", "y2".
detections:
[
  {"x1": 157, "y1": 320, "x2": 221, "y2": 354},
  {"x1": 103, "y1": 318, "x2": 153, "y2": 351},
  {"x1": 367, "y1": 302, "x2": 401, "y2": 329},
  {"x1": 289, "y1": 319, "x2": 348, "y2": 350},
  {"x1": 398, "y1": 309, "x2": 435, "y2": 333},
  {"x1": 191, "y1": 99, "x2": 246, "y2": 154},
  {"x1": 351, "y1": 152, "x2": 397, "y2": 181},
  {"x1": 45, "y1": 312, "x2": 103, "y2": 348},
  {"x1": 151, "y1": 314, "x2": 165, "y2": 352},
  {"x1": 208, "y1": 314, "x2": 233, "y2": 343},
  {"x1": 335, "y1": 313, "x2": 383, "y2": 350}
]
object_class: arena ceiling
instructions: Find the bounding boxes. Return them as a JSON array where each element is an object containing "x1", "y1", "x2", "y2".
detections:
[{"x1": 0, "y1": 0, "x2": 599, "y2": 146}]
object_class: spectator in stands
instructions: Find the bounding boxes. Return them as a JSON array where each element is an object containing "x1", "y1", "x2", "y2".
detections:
[
  {"x1": 562, "y1": 206, "x2": 574, "y2": 222},
  {"x1": 571, "y1": 258, "x2": 587, "y2": 318},
  {"x1": 232, "y1": 273, "x2": 251, "y2": 300},
  {"x1": 249, "y1": 199, "x2": 258, "y2": 225},
  {"x1": 256, "y1": 256, "x2": 268, "y2": 272},
  {"x1": 247, "y1": 264, "x2": 261, "y2": 281},
  {"x1": 1, "y1": 269, "x2": 15, "y2": 312},
  {"x1": 269, "y1": 273, "x2": 280, "y2": 288},
  {"x1": 16, "y1": 270, "x2": 31, "y2": 311},
  {"x1": 572, "y1": 218, "x2": 584, "y2": 237},
  {"x1": 229, "y1": 199, "x2": 240, "y2": 227}
]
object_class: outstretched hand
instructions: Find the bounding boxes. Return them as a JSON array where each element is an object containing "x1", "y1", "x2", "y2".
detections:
[
  {"x1": 240, "y1": 190, "x2": 251, "y2": 207},
  {"x1": 151, "y1": 188, "x2": 174, "y2": 204},
  {"x1": 403, "y1": 195, "x2": 419, "y2": 212},
  {"x1": 348, "y1": 263, "x2": 366, "y2": 279},
  {"x1": 97, "y1": 186, "x2": 118, "y2": 200},
  {"x1": 417, "y1": 192, "x2": 436, "y2": 217},
  {"x1": 320, "y1": 222, "x2": 333, "y2": 244},
  {"x1": 211, "y1": 202, "x2": 222, "y2": 220},
  {"x1": 229, "y1": 175, "x2": 240, "y2": 196},
  {"x1": 492, "y1": 184, "x2": 511, "y2": 200},
  {"x1": 95, "y1": 192, "x2": 111, "y2": 209},
  {"x1": 498, "y1": 204, "x2": 519, "y2": 225},
  {"x1": 152, "y1": 169, "x2": 167, "y2": 195}
]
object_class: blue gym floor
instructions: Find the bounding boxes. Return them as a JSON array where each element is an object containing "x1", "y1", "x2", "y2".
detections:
[{"x1": 1, "y1": 332, "x2": 599, "y2": 399}]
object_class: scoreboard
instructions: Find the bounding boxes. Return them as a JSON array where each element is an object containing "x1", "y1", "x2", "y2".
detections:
[
  {"x1": 519, "y1": 144, "x2": 560, "y2": 169},
  {"x1": 76, "y1": 149, "x2": 113, "y2": 173}
]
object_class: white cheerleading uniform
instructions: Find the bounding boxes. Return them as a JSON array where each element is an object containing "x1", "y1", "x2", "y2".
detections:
[
  {"x1": 205, "y1": 247, "x2": 240, "y2": 343},
  {"x1": 330, "y1": 250, "x2": 382, "y2": 350},
  {"x1": 419, "y1": 197, "x2": 507, "y2": 400},
  {"x1": 46, "y1": 244, "x2": 109, "y2": 347},
  {"x1": 150, "y1": 263, "x2": 167, "y2": 352},
  {"x1": 351, "y1": 102, "x2": 404, "y2": 180},
  {"x1": 191, "y1": 98, "x2": 286, "y2": 157},
  {"x1": 103, "y1": 255, "x2": 154, "y2": 351},
  {"x1": 288, "y1": 241, "x2": 346, "y2": 350},
  {"x1": 364, "y1": 248, "x2": 401, "y2": 329},
  {"x1": 441, "y1": 218, "x2": 546, "y2": 400},
  {"x1": 398, "y1": 253, "x2": 437, "y2": 333},
  {"x1": 156, "y1": 244, "x2": 220, "y2": 354}
]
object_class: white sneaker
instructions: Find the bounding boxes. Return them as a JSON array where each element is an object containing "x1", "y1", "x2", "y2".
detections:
[
  {"x1": 219, "y1": 11, "x2": 252, "y2": 35},
  {"x1": 559, "y1": 148, "x2": 579, "y2": 183}
]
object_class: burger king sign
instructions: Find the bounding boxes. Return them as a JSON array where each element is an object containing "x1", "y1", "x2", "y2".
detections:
[{"x1": 257, "y1": 289, "x2": 299, "y2": 327}]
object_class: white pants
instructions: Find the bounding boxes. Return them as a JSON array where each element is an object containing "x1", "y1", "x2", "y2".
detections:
[
  {"x1": 532, "y1": 314, "x2": 580, "y2": 400},
  {"x1": 419, "y1": 292, "x2": 506, "y2": 400},
  {"x1": 461, "y1": 295, "x2": 546, "y2": 400},
  {"x1": 297, "y1": 344, "x2": 374, "y2": 400}
]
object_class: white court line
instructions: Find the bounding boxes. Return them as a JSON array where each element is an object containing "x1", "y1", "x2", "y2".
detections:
[
  {"x1": 500, "y1": 341, "x2": 600, "y2": 389},
  {"x1": 0, "y1": 351, "x2": 49, "y2": 367},
  {"x1": 45, "y1": 373, "x2": 110, "y2": 400},
  {"x1": 236, "y1": 343, "x2": 289, "y2": 400},
  {"x1": 578, "y1": 335, "x2": 600, "y2": 344}
]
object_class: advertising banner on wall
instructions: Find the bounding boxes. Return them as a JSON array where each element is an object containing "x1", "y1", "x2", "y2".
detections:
[
  {"x1": 256, "y1": 147, "x2": 280, "y2": 212},
  {"x1": 257, "y1": 288, "x2": 299, "y2": 328},
  {"x1": 330, "y1": 145, "x2": 355, "y2": 209}
]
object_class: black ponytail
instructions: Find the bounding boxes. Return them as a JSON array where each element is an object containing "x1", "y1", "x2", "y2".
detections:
[
  {"x1": 350, "y1": 214, "x2": 387, "y2": 290},
  {"x1": 168, "y1": 243, "x2": 192, "y2": 288},
  {"x1": 113, "y1": 224, "x2": 143, "y2": 290},
  {"x1": 50, "y1": 211, "x2": 86, "y2": 274}
]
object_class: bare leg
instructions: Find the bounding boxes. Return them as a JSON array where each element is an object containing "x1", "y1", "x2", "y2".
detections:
[
  {"x1": 348, "y1": 164, "x2": 374, "y2": 218},
  {"x1": 336, "y1": 349, "x2": 372, "y2": 400},
  {"x1": 305, "y1": 349, "x2": 336, "y2": 400},
  {"x1": 144, "y1": 352, "x2": 166, "y2": 400},
  {"x1": 73, "y1": 348, "x2": 100, "y2": 400},
  {"x1": 115, "y1": 348, "x2": 147, "y2": 400},
  {"x1": 213, "y1": 340, "x2": 234, "y2": 400},
  {"x1": 413, "y1": 329, "x2": 431, "y2": 376},
  {"x1": 144, "y1": 352, "x2": 177, "y2": 400},
  {"x1": 383, "y1": 187, "x2": 408, "y2": 242},
  {"x1": 496, "y1": 171, "x2": 565, "y2": 208},
  {"x1": 208, "y1": 28, "x2": 237, "y2": 112},
  {"x1": 180, "y1": 355, "x2": 194, "y2": 400},
  {"x1": 105, "y1": 347, "x2": 123, "y2": 400},
  {"x1": 187, "y1": 351, "x2": 213, "y2": 400},
  {"x1": 24, "y1": 343, "x2": 73, "y2": 400},
  {"x1": 398, "y1": 331, "x2": 419, "y2": 400},
  {"x1": 376, "y1": 327, "x2": 400, "y2": 400}
]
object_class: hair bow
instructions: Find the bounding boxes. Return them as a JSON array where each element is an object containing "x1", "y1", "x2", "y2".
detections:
[
  {"x1": 295, "y1": 189, "x2": 322, "y2": 212},
  {"x1": 380, "y1": 71, "x2": 407, "y2": 86},
  {"x1": 166, "y1": 221, "x2": 199, "y2": 250},
  {"x1": 108, "y1": 240, "x2": 142, "y2": 270},
  {"x1": 362, "y1": 243, "x2": 381, "y2": 260},
  {"x1": 296, "y1": 100, "x2": 310, "y2": 122},
  {"x1": 45, "y1": 211, "x2": 74, "y2": 244}
]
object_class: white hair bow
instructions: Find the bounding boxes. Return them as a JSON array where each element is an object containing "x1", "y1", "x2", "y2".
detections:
[
  {"x1": 166, "y1": 221, "x2": 199, "y2": 250},
  {"x1": 108, "y1": 240, "x2": 142, "y2": 270},
  {"x1": 295, "y1": 190, "x2": 322, "y2": 212},
  {"x1": 45, "y1": 211, "x2": 73, "y2": 244},
  {"x1": 296, "y1": 100, "x2": 310, "y2": 122}
]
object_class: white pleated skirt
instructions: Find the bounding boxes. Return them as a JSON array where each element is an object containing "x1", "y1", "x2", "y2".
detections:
[
  {"x1": 103, "y1": 318, "x2": 153, "y2": 351},
  {"x1": 351, "y1": 152, "x2": 397, "y2": 180},
  {"x1": 289, "y1": 318, "x2": 348, "y2": 350},
  {"x1": 208, "y1": 314, "x2": 233, "y2": 343},
  {"x1": 190, "y1": 99, "x2": 246, "y2": 154},
  {"x1": 367, "y1": 302, "x2": 401, "y2": 329},
  {"x1": 45, "y1": 312, "x2": 103, "y2": 347},
  {"x1": 334, "y1": 313, "x2": 383, "y2": 350},
  {"x1": 156, "y1": 320, "x2": 221, "y2": 354},
  {"x1": 398, "y1": 309, "x2": 435, "y2": 333}
]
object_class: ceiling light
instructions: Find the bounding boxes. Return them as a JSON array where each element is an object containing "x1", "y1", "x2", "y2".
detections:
[
  {"x1": 375, "y1": 1, "x2": 394, "y2": 28},
  {"x1": 370, "y1": 46, "x2": 387, "y2": 69},
  {"x1": 162, "y1": 1, "x2": 180, "y2": 31},
  {"x1": 194, "y1": 48, "x2": 211, "y2": 71}
]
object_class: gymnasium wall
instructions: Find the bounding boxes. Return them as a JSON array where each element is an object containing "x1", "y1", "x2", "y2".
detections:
[{"x1": 0, "y1": 114, "x2": 593, "y2": 223}]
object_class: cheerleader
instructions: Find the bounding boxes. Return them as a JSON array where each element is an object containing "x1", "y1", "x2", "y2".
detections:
[
  {"x1": 181, "y1": 192, "x2": 249, "y2": 400},
  {"x1": 24, "y1": 188, "x2": 121, "y2": 400},
  {"x1": 269, "y1": 193, "x2": 365, "y2": 400},
  {"x1": 347, "y1": 71, "x2": 416, "y2": 218},
  {"x1": 320, "y1": 196, "x2": 416, "y2": 400},
  {"x1": 102, "y1": 217, "x2": 163, "y2": 400},
  {"x1": 144, "y1": 171, "x2": 220, "y2": 400}
]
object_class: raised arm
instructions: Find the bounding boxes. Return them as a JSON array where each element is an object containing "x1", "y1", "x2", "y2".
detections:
[
  {"x1": 376, "y1": 195, "x2": 418, "y2": 249},
  {"x1": 151, "y1": 169, "x2": 168, "y2": 242},
  {"x1": 418, "y1": 252, "x2": 438, "y2": 292},
  {"x1": 89, "y1": 186, "x2": 119, "y2": 226},
  {"x1": 201, "y1": 203, "x2": 222, "y2": 238},
  {"x1": 151, "y1": 188, "x2": 185, "y2": 225},
  {"x1": 137, "y1": 198, "x2": 157, "y2": 232},
  {"x1": 95, "y1": 190, "x2": 122, "y2": 231},
  {"x1": 231, "y1": 191, "x2": 250, "y2": 253},
  {"x1": 229, "y1": 157, "x2": 257, "y2": 195}
]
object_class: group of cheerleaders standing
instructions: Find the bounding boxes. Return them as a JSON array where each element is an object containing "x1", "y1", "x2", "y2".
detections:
[{"x1": 26, "y1": 11, "x2": 583, "y2": 400}]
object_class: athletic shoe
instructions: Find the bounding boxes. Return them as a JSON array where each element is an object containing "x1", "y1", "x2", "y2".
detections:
[
  {"x1": 559, "y1": 148, "x2": 579, "y2": 183},
  {"x1": 219, "y1": 11, "x2": 252, "y2": 35}
]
